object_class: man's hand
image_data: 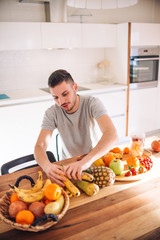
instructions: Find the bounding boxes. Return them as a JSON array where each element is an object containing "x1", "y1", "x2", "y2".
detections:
[
  {"x1": 45, "y1": 164, "x2": 66, "y2": 187},
  {"x1": 63, "y1": 157, "x2": 92, "y2": 181}
]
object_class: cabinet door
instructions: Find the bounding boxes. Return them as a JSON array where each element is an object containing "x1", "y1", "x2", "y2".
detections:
[
  {"x1": 92, "y1": 90, "x2": 127, "y2": 138},
  {"x1": 111, "y1": 115, "x2": 126, "y2": 139},
  {"x1": 131, "y1": 23, "x2": 160, "y2": 46},
  {"x1": 0, "y1": 23, "x2": 41, "y2": 51},
  {"x1": 0, "y1": 101, "x2": 55, "y2": 171},
  {"x1": 82, "y1": 24, "x2": 116, "y2": 48},
  {"x1": 156, "y1": 86, "x2": 160, "y2": 129},
  {"x1": 93, "y1": 90, "x2": 126, "y2": 117},
  {"x1": 41, "y1": 23, "x2": 82, "y2": 48},
  {"x1": 128, "y1": 87, "x2": 158, "y2": 135}
]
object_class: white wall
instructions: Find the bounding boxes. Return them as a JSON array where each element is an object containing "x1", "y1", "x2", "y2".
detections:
[{"x1": 0, "y1": 48, "x2": 105, "y2": 91}]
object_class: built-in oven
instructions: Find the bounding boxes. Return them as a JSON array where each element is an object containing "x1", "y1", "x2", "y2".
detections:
[{"x1": 130, "y1": 47, "x2": 160, "y2": 89}]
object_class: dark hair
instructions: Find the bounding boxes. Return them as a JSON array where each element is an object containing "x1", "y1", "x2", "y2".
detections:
[{"x1": 48, "y1": 69, "x2": 74, "y2": 88}]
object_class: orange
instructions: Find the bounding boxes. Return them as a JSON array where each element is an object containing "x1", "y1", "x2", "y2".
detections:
[
  {"x1": 126, "y1": 156, "x2": 140, "y2": 168},
  {"x1": 93, "y1": 158, "x2": 105, "y2": 167},
  {"x1": 44, "y1": 197, "x2": 53, "y2": 205},
  {"x1": 103, "y1": 153, "x2": 115, "y2": 167},
  {"x1": 16, "y1": 210, "x2": 34, "y2": 225},
  {"x1": 10, "y1": 193, "x2": 20, "y2": 203},
  {"x1": 110, "y1": 147, "x2": 121, "y2": 154},
  {"x1": 123, "y1": 147, "x2": 130, "y2": 154},
  {"x1": 44, "y1": 183, "x2": 61, "y2": 201}
]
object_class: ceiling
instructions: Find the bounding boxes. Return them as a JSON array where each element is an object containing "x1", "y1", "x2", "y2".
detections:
[
  {"x1": 67, "y1": 0, "x2": 139, "y2": 9},
  {"x1": 19, "y1": 0, "x2": 139, "y2": 9}
]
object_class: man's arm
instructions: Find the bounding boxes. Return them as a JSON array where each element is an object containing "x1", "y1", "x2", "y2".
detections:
[
  {"x1": 64, "y1": 114, "x2": 118, "y2": 180},
  {"x1": 34, "y1": 129, "x2": 66, "y2": 186}
]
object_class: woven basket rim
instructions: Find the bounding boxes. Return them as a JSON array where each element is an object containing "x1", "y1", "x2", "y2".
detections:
[{"x1": 0, "y1": 188, "x2": 69, "y2": 232}]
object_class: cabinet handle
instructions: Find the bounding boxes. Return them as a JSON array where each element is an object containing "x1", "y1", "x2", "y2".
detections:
[{"x1": 134, "y1": 57, "x2": 160, "y2": 61}]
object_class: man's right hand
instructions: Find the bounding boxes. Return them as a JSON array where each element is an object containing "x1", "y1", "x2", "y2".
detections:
[{"x1": 45, "y1": 164, "x2": 66, "y2": 187}]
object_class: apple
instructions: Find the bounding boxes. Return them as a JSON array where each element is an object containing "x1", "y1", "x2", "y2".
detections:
[{"x1": 109, "y1": 159, "x2": 124, "y2": 175}]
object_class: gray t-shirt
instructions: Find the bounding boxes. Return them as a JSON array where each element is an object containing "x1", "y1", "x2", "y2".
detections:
[{"x1": 41, "y1": 95, "x2": 107, "y2": 159}]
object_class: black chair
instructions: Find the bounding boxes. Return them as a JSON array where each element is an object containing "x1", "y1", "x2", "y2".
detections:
[{"x1": 1, "y1": 151, "x2": 56, "y2": 175}]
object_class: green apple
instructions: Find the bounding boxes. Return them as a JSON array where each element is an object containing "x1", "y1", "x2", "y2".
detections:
[{"x1": 109, "y1": 159, "x2": 124, "y2": 175}]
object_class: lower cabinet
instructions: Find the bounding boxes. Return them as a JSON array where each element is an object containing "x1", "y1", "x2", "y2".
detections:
[
  {"x1": 92, "y1": 90, "x2": 127, "y2": 139},
  {"x1": 0, "y1": 100, "x2": 54, "y2": 172},
  {"x1": 111, "y1": 115, "x2": 126, "y2": 140},
  {"x1": 128, "y1": 87, "x2": 159, "y2": 135},
  {"x1": 157, "y1": 86, "x2": 160, "y2": 129}
]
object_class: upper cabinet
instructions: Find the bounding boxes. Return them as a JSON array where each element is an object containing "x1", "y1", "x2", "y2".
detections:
[
  {"x1": 0, "y1": 22, "x2": 117, "y2": 51},
  {"x1": 1, "y1": 22, "x2": 160, "y2": 50},
  {"x1": 82, "y1": 24, "x2": 117, "y2": 48},
  {"x1": 41, "y1": 23, "x2": 82, "y2": 49},
  {"x1": 41, "y1": 23, "x2": 117, "y2": 49},
  {"x1": 0, "y1": 22, "x2": 41, "y2": 51},
  {"x1": 131, "y1": 23, "x2": 160, "y2": 46}
]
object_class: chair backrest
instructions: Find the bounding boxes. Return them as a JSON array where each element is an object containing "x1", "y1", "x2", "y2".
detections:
[
  {"x1": 1, "y1": 151, "x2": 56, "y2": 175},
  {"x1": 56, "y1": 133, "x2": 63, "y2": 161}
]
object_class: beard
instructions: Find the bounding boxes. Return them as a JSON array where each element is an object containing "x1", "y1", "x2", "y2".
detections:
[{"x1": 61, "y1": 92, "x2": 78, "y2": 113}]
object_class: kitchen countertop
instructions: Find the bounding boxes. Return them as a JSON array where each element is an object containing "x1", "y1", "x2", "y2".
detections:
[
  {"x1": 0, "y1": 136, "x2": 160, "y2": 240},
  {"x1": 0, "y1": 83, "x2": 127, "y2": 107}
]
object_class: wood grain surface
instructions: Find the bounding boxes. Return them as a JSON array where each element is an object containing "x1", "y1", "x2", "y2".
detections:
[{"x1": 0, "y1": 136, "x2": 160, "y2": 240}]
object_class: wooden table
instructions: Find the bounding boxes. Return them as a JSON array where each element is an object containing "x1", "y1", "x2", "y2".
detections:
[{"x1": 0, "y1": 136, "x2": 160, "y2": 240}]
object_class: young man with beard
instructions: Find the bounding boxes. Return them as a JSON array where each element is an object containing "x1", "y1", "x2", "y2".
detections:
[{"x1": 34, "y1": 69, "x2": 118, "y2": 186}]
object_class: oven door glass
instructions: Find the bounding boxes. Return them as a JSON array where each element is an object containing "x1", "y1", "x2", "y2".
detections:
[{"x1": 130, "y1": 55, "x2": 159, "y2": 83}]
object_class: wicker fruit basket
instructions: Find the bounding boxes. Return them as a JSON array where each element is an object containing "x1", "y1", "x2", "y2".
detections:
[{"x1": 0, "y1": 189, "x2": 69, "y2": 232}]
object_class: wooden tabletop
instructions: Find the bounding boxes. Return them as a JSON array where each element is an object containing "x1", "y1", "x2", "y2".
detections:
[{"x1": 0, "y1": 136, "x2": 160, "y2": 240}]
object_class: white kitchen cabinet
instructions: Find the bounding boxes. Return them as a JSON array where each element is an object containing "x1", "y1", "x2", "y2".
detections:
[
  {"x1": 111, "y1": 115, "x2": 126, "y2": 140},
  {"x1": 0, "y1": 100, "x2": 57, "y2": 171},
  {"x1": 41, "y1": 23, "x2": 82, "y2": 49},
  {"x1": 131, "y1": 23, "x2": 160, "y2": 46},
  {"x1": 0, "y1": 22, "x2": 42, "y2": 51},
  {"x1": 82, "y1": 24, "x2": 116, "y2": 48},
  {"x1": 156, "y1": 85, "x2": 160, "y2": 129},
  {"x1": 91, "y1": 89, "x2": 127, "y2": 138},
  {"x1": 0, "y1": 22, "x2": 117, "y2": 50},
  {"x1": 92, "y1": 90, "x2": 126, "y2": 117},
  {"x1": 128, "y1": 87, "x2": 159, "y2": 135}
]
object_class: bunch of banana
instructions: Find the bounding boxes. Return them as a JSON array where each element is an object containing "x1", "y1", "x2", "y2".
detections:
[
  {"x1": 61, "y1": 175, "x2": 81, "y2": 197},
  {"x1": 62, "y1": 172, "x2": 94, "y2": 197},
  {"x1": 14, "y1": 178, "x2": 52, "y2": 203},
  {"x1": 14, "y1": 171, "x2": 44, "y2": 194}
]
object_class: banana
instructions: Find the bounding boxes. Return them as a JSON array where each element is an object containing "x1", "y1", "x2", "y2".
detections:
[
  {"x1": 65, "y1": 188, "x2": 73, "y2": 198},
  {"x1": 14, "y1": 171, "x2": 44, "y2": 194},
  {"x1": 29, "y1": 171, "x2": 44, "y2": 192},
  {"x1": 14, "y1": 178, "x2": 52, "y2": 203},
  {"x1": 82, "y1": 172, "x2": 94, "y2": 182},
  {"x1": 15, "y1": 186, "x2": 45, "y2": 203},
  {"x1": 43, "y1": 178, "x2": 52, "y2": 188},
  {"x1": 61, "y1": 175, "x2": 80, "y2": 197}
]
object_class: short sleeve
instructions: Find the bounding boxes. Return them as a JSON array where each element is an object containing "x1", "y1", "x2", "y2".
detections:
[
  {"x1": 41, "y1": 106, "x2": 57, "y2": 131},
  {"x1": 89, "y1": 97, "x2": 108, "y2": 119}
]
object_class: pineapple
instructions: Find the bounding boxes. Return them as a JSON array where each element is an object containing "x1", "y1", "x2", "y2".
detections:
[{"x1": 85, "y1": 166, "x2": 115, "y2": 188}]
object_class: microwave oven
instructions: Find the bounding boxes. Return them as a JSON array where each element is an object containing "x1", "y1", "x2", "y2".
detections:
[{"x1": 130, "y1": 47, "x2": 160, "y2": 89}]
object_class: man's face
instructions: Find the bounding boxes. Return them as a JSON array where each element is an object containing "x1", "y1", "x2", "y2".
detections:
[{"x1": 49, "y1": 81, "x2": 78, "y2": 114}]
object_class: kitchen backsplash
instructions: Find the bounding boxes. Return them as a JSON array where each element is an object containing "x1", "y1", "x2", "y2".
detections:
[{"x1": 0, "y1": 48, "x2": 105, "y2": 92}]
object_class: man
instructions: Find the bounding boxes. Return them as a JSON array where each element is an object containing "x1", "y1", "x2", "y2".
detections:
[{"x1": 34, "y1": 69, "x2": 118, "y2": 186}]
